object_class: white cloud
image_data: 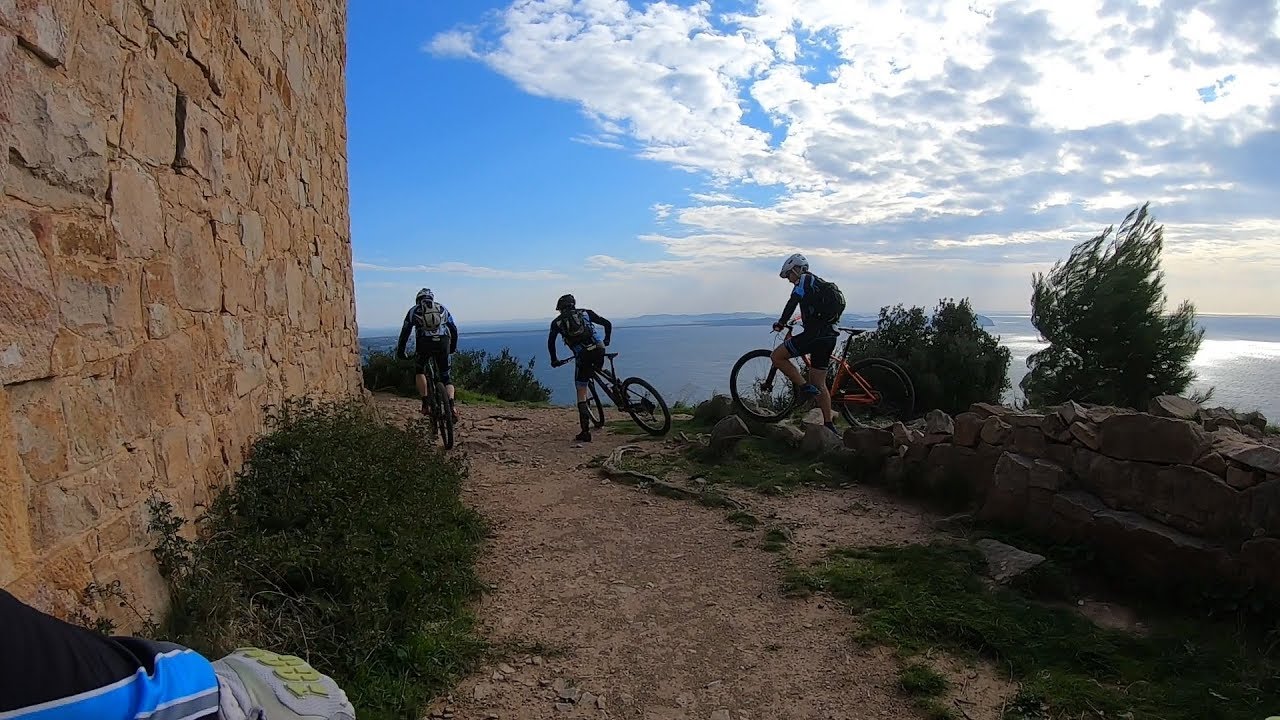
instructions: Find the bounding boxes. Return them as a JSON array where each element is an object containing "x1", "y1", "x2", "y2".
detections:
[
  {"x1": 354, "y1": 261, "x2": 566, "y2": 280},
  {"x1": 421, "y1": 0, "x2": 1280, "y2": 317}
]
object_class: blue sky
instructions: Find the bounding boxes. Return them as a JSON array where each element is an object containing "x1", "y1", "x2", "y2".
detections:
[{"x1": 347, "y1": 0, "x2": 1280, "y2": 329}]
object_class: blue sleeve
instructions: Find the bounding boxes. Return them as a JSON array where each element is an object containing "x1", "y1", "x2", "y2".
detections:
[{"x1": 792, "y1": 274, "x2": 809, "y2": 299}]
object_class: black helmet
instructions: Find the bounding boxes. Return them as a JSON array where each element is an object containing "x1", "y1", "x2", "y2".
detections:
[{"x1": 556, "y1": 293, "x2": 576, "y2": 312}]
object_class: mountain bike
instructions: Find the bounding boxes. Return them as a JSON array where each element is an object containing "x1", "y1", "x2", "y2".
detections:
[
  {"x1": 728, "y1": 317, "x2": 915, "y2": 425},
  {"x1": 556, "y1": 347, "x2": 671, "y2": 435},
  {"x1": 421, "y1": 354, "x2": 454, "y2": 450}
]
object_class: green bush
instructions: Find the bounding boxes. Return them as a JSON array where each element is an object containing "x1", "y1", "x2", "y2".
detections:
[
  {"x1": 844, "y1": 298, "x2": 1011, "y2": 416},
  {"x1": 148, "y1": 399, "x2": 485, "y2": 720},
  {"x1": 1021, "y1": 202, "x2": 1204, "y2": 409},
  {"x1": 361, "y1": 348, "x2": 551, "y2": 404}
]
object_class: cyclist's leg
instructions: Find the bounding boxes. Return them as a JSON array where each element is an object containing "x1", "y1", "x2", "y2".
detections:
[
  {"x1": 435, "y1": 346, "x2": 458, "y2": 421},
  {"x1": 775, "y1": 332, "x2": 819, "y2": 395},
  {"x1": 413, "y1": 351, "x2": 430, "y2": 414},
  {"x1": 806, "y1": 332, "x2": 839, "y2": 428},
  {"x1": 572, "y1": 349, "x2": 602, "y2": 441}
]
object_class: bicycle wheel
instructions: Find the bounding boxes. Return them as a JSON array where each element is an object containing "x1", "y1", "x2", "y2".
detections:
[
  {"x1": 729, "y1": 348, "x2": 798, "y2": 422},
  {"x1": 435, "y1": 381, "x2": 454, "y2": 450},
  {"x1": 619, "y1": 377, "x2": 671, "y2": 435},
  {"x1": 831, "y1": 357, "x2": 915, "y2": 424},
  {"x1": 586, "y1": 381, "x2": 605, "y2": 428}
]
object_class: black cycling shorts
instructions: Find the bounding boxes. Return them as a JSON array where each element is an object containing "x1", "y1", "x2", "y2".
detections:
[
  {"x1": 574, "y1": 345, "x2": 605, "y2": 386},
  {"x1": 414, "y1": 338, "x2": 451, "y2": 384},
  {"x1": 784, "y1": 327, "x2": 838, "y2": 370}
]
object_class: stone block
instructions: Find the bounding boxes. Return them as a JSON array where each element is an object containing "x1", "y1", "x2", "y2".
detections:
[
  {"x1": 60, "y1": 374, "x2": 123, "y2": 467},
  {"x1": 1012, "y1": 426, "x2": 1047, "y2": 457},
  {"x1": 109, "y1": 160, "x2": 164, "y2": 259},
  {"x1": 952, "y1": 412, "x2": 983, "y2": 447},
  {"x1": 121, "y1": 54, "x2": 176, "y2": 166},
  {"x1": 977, "y1": 452, "x2": 1034, "y2": 524},
  {"x1": 980, "y1": 416, "x2": 1011, "y2": 445},
  {"x1": 166, "y1": 209, "x2": 221, "y2": 312},
  {"x1": 1098, "y1": 413, "x2": 1209, "y2": 465},
  {"x1": 0, "y1": 208, "x2": 59, "y2": 384},
  {"x1": 7, "y1": 380, "x2": 70, "y2": 484},
  {"x1": 1149, "y1": 395, "x2": 1201, "y2": 421}
]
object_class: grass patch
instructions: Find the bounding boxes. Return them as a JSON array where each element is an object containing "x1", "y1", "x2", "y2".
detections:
[
  {"x1": 726, "y1": 511, "x2": 760, "y2": 529},
  {"x1": 455, "y1": 387, "x2": 549, "y2": 408},
  {"x1": 899, "y1": 661, "x2": 949, "y2": 696},
  {"x1": 148, "y1": 399, "x2": 486, "y2": 720},
  {"x1": 761, "y1": 526, "x2": 793, "y2": 553},
  {"x1": 694, "y1": 437, "x2": 843, "y2": 493},
  {"x1": 788, "y1": 542, "x2": 1280, "y2": 720}
]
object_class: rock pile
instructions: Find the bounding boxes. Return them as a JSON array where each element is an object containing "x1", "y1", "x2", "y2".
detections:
[{"x1": 843, "y1": 396, "x2": 1280, "y2": 596}]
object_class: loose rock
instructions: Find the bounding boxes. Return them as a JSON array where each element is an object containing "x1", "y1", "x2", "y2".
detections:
[{"x1": 974, "y1": 538, "x2": 1046, "y2": 583}]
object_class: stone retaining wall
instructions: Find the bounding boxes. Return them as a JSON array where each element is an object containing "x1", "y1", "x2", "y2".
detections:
[
  {"x1": 2, "y1": 0, "x2": 357, "y2": 623},
  {"x1": 846, "y1": 399, "x2": 1280, "y2": 597}
]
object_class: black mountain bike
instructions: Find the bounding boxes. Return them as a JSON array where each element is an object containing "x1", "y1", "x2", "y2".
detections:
[
  {"x1": 557, "y1": 347, "x2": 671, "y2": 435},
  {"x1": 422, "y1": 355, "x2": 455, "y2": 450}
]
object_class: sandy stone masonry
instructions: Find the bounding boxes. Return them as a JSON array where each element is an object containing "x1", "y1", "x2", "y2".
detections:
[{"x1": 2, "y1": 0, "x2": 359, "y2": 624}]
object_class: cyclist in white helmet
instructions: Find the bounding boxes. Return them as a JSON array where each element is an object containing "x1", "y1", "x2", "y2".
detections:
[
  {"x1": 395, "y1": 288, "x2": 459, "y2": 422},
  {"x1": 771, "y1": 253, "x2": 844, "y2": 435}
]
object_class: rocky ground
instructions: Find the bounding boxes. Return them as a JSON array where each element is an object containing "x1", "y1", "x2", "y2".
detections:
[{"x1": 374, "y1": 394, "x2": 1016, "y2": 720}]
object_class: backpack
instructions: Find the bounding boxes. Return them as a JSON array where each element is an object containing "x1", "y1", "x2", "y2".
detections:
[
  {"x1": 415, "y1": 300, "x2": 444, "y2": 334},
  {"x1": 559, "y1": 309, "x2": 592, "y2": 343},
  {"x1": 806, "y1": 274, "x2": 845, "y2": 324}
]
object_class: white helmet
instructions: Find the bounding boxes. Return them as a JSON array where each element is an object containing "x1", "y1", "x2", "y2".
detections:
[{"x1": 779, "y1": 253, "x2": 808, "y2": 278}]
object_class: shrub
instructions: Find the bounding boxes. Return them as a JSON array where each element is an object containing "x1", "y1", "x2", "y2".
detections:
[
  {"x1": 361, "y1": 347, "x2": 551, "y2": 404},
  {"x1": 844, "y1": 298, "x2": 1011, "y2": 415},
  {"x1": 149, "y1": 399, "x2": 485, "y2": 719},
  {"x1": 1020, "y1": 202, "x2": 1204, "y2": 409}
]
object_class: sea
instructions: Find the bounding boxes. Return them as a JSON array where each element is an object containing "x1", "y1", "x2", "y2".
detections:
[{"x1": 360, "y1": 315, "x2": 1280, "y2": 420}]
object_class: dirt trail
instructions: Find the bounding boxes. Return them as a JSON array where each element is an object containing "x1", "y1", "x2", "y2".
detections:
[{"x1": 375, "y1": 395, "x2": 1013, "y2": 720}]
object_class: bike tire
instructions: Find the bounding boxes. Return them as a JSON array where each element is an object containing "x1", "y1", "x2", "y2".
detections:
[
  {"x1": 832, "y1": 357, "x2": 915, "y2": 424},
  {"x1": 729, "y1": 348, "x2": 797, "y2": 423},
  {"x1": 435, "y1": 381, "x2": 454, "y2": 450},
  {"x1": 620, "y1": 377, "x2": 671, "y2": 435},
  {"x1": 587, "y1": 381, "x2": 605, "y2": 428}
]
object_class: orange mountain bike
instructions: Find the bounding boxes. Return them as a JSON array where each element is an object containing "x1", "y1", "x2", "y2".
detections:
[{"x1": 729, "y1": 317, "x2": 916, "y2": 424}]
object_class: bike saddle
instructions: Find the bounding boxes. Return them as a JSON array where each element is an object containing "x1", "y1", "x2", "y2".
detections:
[
  {"x1": 605, "y1": 352, "x2": 619, "y2": 358},
  {"x1": 838, "y1": 327, "x2": 867, "y2": 335}
]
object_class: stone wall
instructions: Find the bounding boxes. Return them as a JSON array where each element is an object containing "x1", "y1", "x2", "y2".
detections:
[
  {"x1": 846, "y1": 398, "x2": 1280, "y2": 598},
  {"x1": 2, "y1": 0, "x2": 359, "y2": 623}
]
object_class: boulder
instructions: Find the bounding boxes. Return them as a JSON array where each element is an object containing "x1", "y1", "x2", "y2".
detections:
[
  {"x1": 1240, "y1": 537, "x2": 1280, "y2": 592},
  {"x1": 890, "y1": 422, "x2": 919, "y2": 447},
  {"x1": 1225, "y1": 465, "x2": 1261, "y2": 490},
  {"x1": 800, "y1": 424, "x2": 841, "y2": 455},
  {"x1": 1097, "y1": 413, "x2": 1209, "y2": 464},
  {"x1": 1243, "y1": 478, "x2": 1280, "y2": 537},
  {"x1": 1044, "y1": 442, "x2": 1075, "y2": 470},
  {"x1": 1148, "y1": 395, "x2": 1201, "y2": 421},
  {"x1": 1090, "y1": 506, "x2": 1236, "y2": 587},
  {"x1": 708, "y1": 415, "x2": 750, "y2": 455},
  {"x1": 953, "y1": 412, "x2": 983, "y2": 447},
  {"x1": 977, "y1": 452, "x2": 1034, "y2": 523},
  {"x1": 1012, "y1": 426, "x2": 1048, "y2": 457},
  {"x1": 1074, "y1": 451, "x2": 1242, "y2": 538},
  {"x1": 693, "y1": 394, "x2": 735, "y2": 425},
  {"x1": 763, "y1": 421, "x2": 804, "y2": 448},
  {"x1": 1005, "y1": 413, "x2": 1046, "y2": 428},
  {"x1": 1240, "y1": 410, "x2": 1268, "y2": 432},
  {"x1": 969, "y1": 402, "x2": 1010, "y2": 419},
  {"x1": 1069, "y1": 422, "x2": 1100, "y2": 450},
  {"x1": 974, "y1": 538, "x2": 1046, "y2": 584},
  {"x1": 1194, "y1": 451, "x2": 1229, "y2": 478},
  {"x1": 924, "y1": 409, "x2": 954, "y2": 435},
  {"x1": 1056, "y1": 400, "x2": 1088, "y2": 425},
  {"x1": 979, "y1": 416, "x2": 1011, "y2": 445},
  {"x1": 1039, "y1": 412, "x2": 1073, "y2": 442},
  {"x1": 1199, "y1": 406, "x2": 1240, "y2": 433},
  {"x1": 844, "y1": 427, "x2": 894, "y2": 457},
  {"x1": 1211, "y1": 428, "x2": 1280, "y2": 475}
]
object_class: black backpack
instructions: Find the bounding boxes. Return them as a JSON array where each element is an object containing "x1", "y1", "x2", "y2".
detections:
[
  {"x1": 559, "y1": 309, "x2": 592, "y2": 343},
  {"x1": 806, "y1": 274, "x2": 845, "y2": 324}
]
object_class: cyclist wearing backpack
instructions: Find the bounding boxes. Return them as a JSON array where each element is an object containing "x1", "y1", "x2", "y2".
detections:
[
  {"x1": 395, "y1": 288, "x2": 459, "y2": 422},
  {"x1": 771, "y1": 253, "x2": 845, "y2": 435},
  {"x1": 547, "y1": 293, "x2": 612, "y2": 443}
]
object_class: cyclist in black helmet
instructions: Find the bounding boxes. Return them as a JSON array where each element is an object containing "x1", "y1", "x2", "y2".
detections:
[
  {"x1": 395, "y1": 287, "x2": 460, "y2": 422},
  {"x1": 548, "y1": 293, "x2": 612, "y2": 442}
]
